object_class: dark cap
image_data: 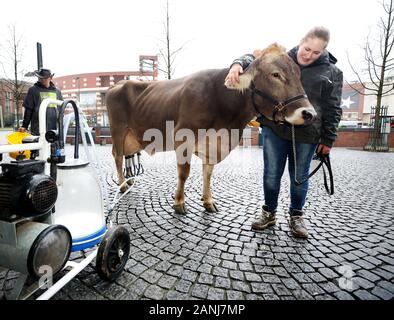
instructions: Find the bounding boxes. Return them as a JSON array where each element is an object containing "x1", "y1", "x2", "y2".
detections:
[{"x1": 34, "y1": 68, "x2": 54, "y2": 79}]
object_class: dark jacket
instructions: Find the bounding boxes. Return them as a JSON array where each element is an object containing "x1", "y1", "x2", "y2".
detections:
[
  {"x1": 22, "y1": 81, "x2": 63, "y2": 135},
  {"x1": 232, "y1": 47, "x2": 343, "y2": 147}
]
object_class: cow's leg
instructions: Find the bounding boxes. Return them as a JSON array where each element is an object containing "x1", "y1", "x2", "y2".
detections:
[
  {"x1": 173, "y1": 162, "x2": 190, "y2": 215},
  {"x1": 173, "y1": 144, "x2": 193, "y2": 215},
  {"x1": 112, "y1": 145, "x2": 128, "y2": 193},
  {"x1": 202, "y1": 164, "x2": 219, "y2": 213}
]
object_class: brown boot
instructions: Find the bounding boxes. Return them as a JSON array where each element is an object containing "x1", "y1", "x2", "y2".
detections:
[
  {"x1": 288, "y1": 210, "x2": 309, "y2": 239},
  {"x1": 252, "y1": 206, "x2": 277, "y2": 231}
]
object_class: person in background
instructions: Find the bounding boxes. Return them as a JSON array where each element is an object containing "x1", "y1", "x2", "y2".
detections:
[
  {"x1": 19, "y1": 68, "x2": 63, "y2": 135},
  {"x1": 225, "y1": 26, "x2": 343, "y2": 239}
]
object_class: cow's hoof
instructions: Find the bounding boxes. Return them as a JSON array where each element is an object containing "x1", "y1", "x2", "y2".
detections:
[
  {"x1": 204, "y1": 202, "x2": 219, "y2": 213},
  {"x1": 173, "y1": 204, "x2": 187, "y2": 215},
  {"x1": 120, "y1": 184, "x2": 129, "y2": 193},
  {"x1": 126, "y1": 178, "x2": 135, "y2": 186}
]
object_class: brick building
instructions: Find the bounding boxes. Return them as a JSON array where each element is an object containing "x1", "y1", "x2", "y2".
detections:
[
  {"x1": 0, "y1": 79, "x2": 32, "y2": 128},
  {"x1": 53, "y1": 55, "x2": 158, "y2": 126}
]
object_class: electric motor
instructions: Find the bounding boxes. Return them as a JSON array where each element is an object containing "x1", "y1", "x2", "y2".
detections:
[{"x1": 0, "y1": 160, "x2": 58, "y2": 219}]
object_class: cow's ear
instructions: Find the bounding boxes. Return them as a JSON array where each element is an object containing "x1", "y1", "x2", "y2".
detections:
[
  {"x1": 225, "y1": 64, "x2": 256, "y2": 92},
  {"x1": 253, "y1": 49, "x2": 263, "y2": 59},
  {"x1": 259, "y1": 43, "x2": 286, "y2": 59}
]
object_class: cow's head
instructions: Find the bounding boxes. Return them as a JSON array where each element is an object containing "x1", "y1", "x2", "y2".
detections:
[{"x1": 226, "y1": 43, "x2": 316, "y2": 125}]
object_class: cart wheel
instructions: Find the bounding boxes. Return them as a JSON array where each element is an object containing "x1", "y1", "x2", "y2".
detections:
[{"x1": 96, "y1": 226, "x2": 130, "y2": 282}]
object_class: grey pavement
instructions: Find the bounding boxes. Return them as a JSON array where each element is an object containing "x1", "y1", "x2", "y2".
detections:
[{"x1": 1, "y1": 146, "x2": 394, "y2": 300}]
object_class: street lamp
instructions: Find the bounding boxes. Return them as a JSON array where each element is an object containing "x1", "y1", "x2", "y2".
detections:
[{"x1": 74, "y1": 77, "x2": 80, "y2": 102}]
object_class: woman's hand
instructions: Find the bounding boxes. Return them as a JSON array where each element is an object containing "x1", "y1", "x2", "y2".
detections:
[
  {"x1": 225, "y1": 64, "x2": 243, "y2": 87},
  {"x1": 317, "y1": 144, "x2": 331, "y2": 155}
]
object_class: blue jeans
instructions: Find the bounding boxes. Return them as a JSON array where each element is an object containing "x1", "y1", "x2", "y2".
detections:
[{"x1": 261, "y1": 126, "x2": 317, "y2": 213}]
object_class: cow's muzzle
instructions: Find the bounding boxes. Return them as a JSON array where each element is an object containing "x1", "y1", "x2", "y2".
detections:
[{"x1": 250, "y1": 82, "x2": 310, "y2": 123}]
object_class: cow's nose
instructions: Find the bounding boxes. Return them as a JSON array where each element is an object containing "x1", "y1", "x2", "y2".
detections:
[{"x1": 302, "y1": 110, "x2": 315, "y2": 122}]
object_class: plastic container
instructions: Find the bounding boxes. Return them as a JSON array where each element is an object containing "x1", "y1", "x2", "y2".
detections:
[{"x1": 6, "y1": 132, "x2": 32, "y2": 160}]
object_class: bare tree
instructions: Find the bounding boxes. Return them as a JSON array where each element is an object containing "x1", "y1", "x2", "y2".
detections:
[
  {"x1": 156, "y1": 0, "x2": 187, "y2": 79},
  {"x1": 348, "y1": 0, "x2": 394, "y2": 151},
  {"x1": 0, "y1": 24, "x2": 30, "y2": 127}
]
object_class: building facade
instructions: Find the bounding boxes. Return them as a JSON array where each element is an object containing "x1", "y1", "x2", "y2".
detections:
[
  {"x1": 341, "y1": 82, "x2": 394, "y2": 127},
  {"x1": 53, "y1": 55, "x2": 158, "y2": 126},
  {"x1": 0, "y1": 80, "x2": 32, "y2": 128}
]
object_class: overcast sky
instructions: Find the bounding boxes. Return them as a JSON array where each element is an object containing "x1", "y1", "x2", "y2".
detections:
[{"x1": 0, "y1": 0, "x2": 384, "y2": 81}]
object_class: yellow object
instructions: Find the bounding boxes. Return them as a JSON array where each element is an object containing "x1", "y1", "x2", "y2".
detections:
[
  {"x1": 7, "y1": 132, "x2": 32, "y2": 160},
  {"x1": 248, "y1": 120, "x2": 261, "y2": 128}
]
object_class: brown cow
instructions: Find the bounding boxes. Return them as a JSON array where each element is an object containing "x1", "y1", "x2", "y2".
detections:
[{"x1": 106, "y1": 43, "x2": 316, "y2": 215}]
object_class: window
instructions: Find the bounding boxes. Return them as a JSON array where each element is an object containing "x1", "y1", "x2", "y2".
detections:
[
  {"x1": 100, "y1": 93, "x2": 106, "y2": 106},
  {"x1": 79, "y1": 92, "x2": 96, "y2": 109},
  {"x1": 5, "y1": 92, "x2": 12, "y2": 112}
]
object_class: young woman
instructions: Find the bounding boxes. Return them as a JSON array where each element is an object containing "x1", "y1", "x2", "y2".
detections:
[{"x1": 225, "y1": 27, "x2": 343, "y2": 239}]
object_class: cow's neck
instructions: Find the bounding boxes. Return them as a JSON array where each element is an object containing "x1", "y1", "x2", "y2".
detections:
[{"x1": 216, "y1": 69, "x2": 259, "y2": 130}]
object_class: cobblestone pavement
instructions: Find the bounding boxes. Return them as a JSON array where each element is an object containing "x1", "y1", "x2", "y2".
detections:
[{"x1": 1, "y1": 146, "x2": 394, "y2": 300}]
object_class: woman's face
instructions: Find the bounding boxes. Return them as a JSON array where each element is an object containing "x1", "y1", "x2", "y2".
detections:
[{"x1": 297, "y1": 37, "x2": 327, "y2": 66}]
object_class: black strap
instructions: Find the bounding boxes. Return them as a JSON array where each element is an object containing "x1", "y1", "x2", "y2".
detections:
[{"x1": 295, "y1": 153, "x2": 334, "y2": 195}]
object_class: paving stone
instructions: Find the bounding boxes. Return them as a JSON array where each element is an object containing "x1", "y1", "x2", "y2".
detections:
[
  {"x1": 129, "y1": 263, "x2": 148, "y2": 276},
  {"x1": 227, "y1": 290, "x2": 245, "y2": 300},
  {"x1": 371, "y1": 286, "x2": 394, "y2": 300},
  {"x1": 319, "y1": 281, "x2": 341, "y2": 294},
  {"x1": 215, "y1": 277, "x2": 231, "y2": 290},
  {"x1": 166, "y1": 290, "x2": 190, "y2": 300},
  {"x1": 245, "y1": 293, "x2": 264, "y2": 300},
  {"x1": 302, "y1": 283, "x2": 325, "y2": 296},
  {"x1": 144, "y1": 285, "x2": 165, "y2": 300},
  {"x1": 292, "y1": 290, "x2": 314, "y2": 300},
  {"x1": 250, "y1": 282, "x2": 274, "y2": 294},
  {"x1": 229, "y1": 270, "x2": 245, "y2": 281},
  {"x1": 157, "y1": 275, "x2": 178, "y2": 289},
  {"x1": 191, "y1": 284, "x2": 210, "y2": 299},
  {"x1": 353, "y1": 277, "x2": 375, "y2": 290},
  {"x1": 356, "y1": 270, "x2": 381, "y2": 283},
  {"x1": 222, "y1": 261, "x2": 238, "y2": 270},
  {"x1": 232, "y1": 281, "x2": 251, "y2": 293},
  {"x1": 245, "y1": 272, "x2": 262, "y2": 282},
  {"x1": 197, "y1": 273, "x2": 214, "y2": 285},
  {"x1": 333, "y1": 291, "x2": 355, "y2": 300},
  {"x1": 282, "y1": 278, "x2": 302, "y2": 290},
  {"x1": 354, "y1": 260, "x2": 375, "y2": 270},
  {"x1": 372, "y1": 268, "x2": 394, "y2": 281},
  {"x1": 140, "y1": 269, "x2": 163, "y2": 284},
  {"x1": 207, "y1": 287, "x2": 225, "y2": 300},
  {"x1": 318, "y1": 268, "x2": 340, "y2": 280},
  {"x1": 271, "y1": 284, "x2": 292, "y2": 296},
  {"x1": 175, "y1": 280, "x2": 193, "y2": 293},
  {"x1": 353, "y1": 290, "x2": 380, "y2": 300},
  {"x1": 377, "y1": 280, "x2": 394, "y2": 294},
  {"x1": 167, "y1": 265, "x2": 184, "y2": 277}
]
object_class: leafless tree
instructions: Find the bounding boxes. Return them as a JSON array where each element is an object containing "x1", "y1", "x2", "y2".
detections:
[
  {"x1": 155, "y1": 0, "x2": 187, "y2": 79},
  {"x1": 348, "y1": 0, "x2": 394, "y2": 151},
  {"x1": 0, "y1": 24, "x2": 30, "y2": 127}
]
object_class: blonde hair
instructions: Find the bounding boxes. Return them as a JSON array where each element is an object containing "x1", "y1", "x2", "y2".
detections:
[{"x1": 301, "y1": 26, "x2": 330, "y2": 48}]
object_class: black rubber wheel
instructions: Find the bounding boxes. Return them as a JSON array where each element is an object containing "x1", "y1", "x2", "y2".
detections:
[{"x1": 96, "y1": 226, "x2": 130, "y2": 282}]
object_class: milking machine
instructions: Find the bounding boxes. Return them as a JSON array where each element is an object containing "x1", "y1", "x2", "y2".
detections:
[{"x1": 0, "y1": 98, "x2": 130, "y2": 300}]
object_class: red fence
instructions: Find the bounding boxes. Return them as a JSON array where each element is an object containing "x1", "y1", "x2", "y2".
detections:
[{"x1": 69, "y1": 127, "x2": 394, "y2": 149}]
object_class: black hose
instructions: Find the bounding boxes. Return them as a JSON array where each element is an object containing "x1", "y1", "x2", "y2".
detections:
[{"x1": 59, "y1": 100, "x2": 80, "y2": 159}]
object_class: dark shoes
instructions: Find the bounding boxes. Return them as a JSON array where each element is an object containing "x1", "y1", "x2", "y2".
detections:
[
  {"x1": 251, "y1": 206, "x2": 277, "y2": 231},
  {"x1": 288, "y1": 210, "x2": 309, "y2": 239}
]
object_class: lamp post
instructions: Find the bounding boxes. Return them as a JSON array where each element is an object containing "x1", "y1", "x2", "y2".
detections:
[{"x1": 74, "y1": 77, "x2": 80, "y2": 102}]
